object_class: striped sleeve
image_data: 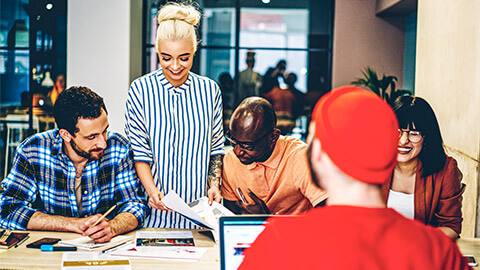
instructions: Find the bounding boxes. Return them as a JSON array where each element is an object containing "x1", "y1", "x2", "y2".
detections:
[
  {"x1": 125, "y1": 79, "x2": 153, "y2": 163},
  {"x1": 211, "y1": 81, "x2": 225, "y2": 156}
]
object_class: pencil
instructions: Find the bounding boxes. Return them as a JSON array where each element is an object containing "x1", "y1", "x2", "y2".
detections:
[{"x1": 89, "y1": 205, "x2": 117, "y2": 228}]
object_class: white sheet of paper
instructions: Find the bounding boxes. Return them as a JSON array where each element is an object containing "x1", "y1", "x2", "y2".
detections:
[
  {"x1": 188, "y1": 197, "x2": 235, "y2": 232},
  {"x1": 161, "y1": 191, "x2": 216, "y2": 230},
  {"x1": 110, "y1": 244, "x2": 208, "y2": 262}
]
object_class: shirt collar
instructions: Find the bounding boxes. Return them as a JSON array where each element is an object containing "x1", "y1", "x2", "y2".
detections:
[
  {"x1": 51, "y1": 129, "x2": 64, "y2": 156},
  {"x1": 157, "y1": 69, "x2": 192, "y2": 93}
]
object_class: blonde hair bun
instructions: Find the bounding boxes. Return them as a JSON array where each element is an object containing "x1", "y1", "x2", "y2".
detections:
[
  {"x1": 157, "y1": 2, "x2": 201, "y2": 27},
  {"x1": 156, "y1": 2, "x2": 201, "y2": 51}
]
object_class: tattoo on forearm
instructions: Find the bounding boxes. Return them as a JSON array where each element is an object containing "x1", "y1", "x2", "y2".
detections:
[{"x1": 208, "y1": 155, "x2": 223, "y2": 189}]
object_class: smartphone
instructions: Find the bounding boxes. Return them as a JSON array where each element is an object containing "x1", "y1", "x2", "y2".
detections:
[
  {"x1": 26, "y1": 237, "x2": 61, "y2": 249},
  {"x1": 464, "y1": 255, "x2": 478, "y2": 267}
]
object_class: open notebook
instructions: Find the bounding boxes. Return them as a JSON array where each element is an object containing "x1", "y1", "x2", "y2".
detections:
[{"x1": 58, "y1": 235, "x2": 132, "y2": 251}]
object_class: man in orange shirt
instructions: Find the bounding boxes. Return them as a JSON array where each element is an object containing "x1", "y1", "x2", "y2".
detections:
[{"x1": 222, "y1": 97, "x2": 327, "y2": 214}]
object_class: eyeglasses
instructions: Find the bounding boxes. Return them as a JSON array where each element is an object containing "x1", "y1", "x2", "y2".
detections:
[
  {"x1": 225, "y1": 129, "x2": 272, "y2": 151},
  {"x1": 398, "y1": 129, "x2": 423, "y2": 143}
]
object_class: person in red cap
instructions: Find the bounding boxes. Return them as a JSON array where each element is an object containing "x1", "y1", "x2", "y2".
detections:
[{"x1": 239, "y1": 86, "x2": 471, "y2": 270}]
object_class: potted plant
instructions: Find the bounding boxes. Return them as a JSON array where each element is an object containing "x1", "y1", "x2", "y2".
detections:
[{"x1": 351, "y1": 67, "x2": 411, "y2": 106}]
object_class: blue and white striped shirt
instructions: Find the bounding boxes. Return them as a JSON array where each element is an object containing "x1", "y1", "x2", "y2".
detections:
[
  {"x1": 125, "y1": 69, "x2": 224, "y2": 228},
  {"x1": 0, "y1": 130, "x2": 148, "y2": 229}
]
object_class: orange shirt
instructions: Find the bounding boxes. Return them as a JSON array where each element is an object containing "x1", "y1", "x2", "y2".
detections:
[{"x1": 221, "y1": 136, "x2": 327, "y2": 214}]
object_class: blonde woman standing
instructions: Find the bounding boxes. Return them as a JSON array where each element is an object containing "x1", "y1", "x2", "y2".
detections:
[{"x1": 125, "y1": 2, "x2": 224, "y2": 228}]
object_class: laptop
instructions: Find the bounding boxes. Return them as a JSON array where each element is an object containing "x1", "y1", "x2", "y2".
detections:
[{"x1": 219, "y1": 215, "x2": 278, "y2": 270}]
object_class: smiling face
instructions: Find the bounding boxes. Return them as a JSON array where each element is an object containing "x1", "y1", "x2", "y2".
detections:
[
  {"x1": 397, "y1": 123, "x2": 424, "y2": 165},
  {"x1": 158, "y1": 39, "x2": 194, "y2": 88}
]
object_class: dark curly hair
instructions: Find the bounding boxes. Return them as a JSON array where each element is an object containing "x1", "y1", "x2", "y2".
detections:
[
  {"x1": 54, "y1": 86, "x2": 107, "y2": 135},
  {"x1": 393, "y1": 95, "x2": 446, "y2": 177}
]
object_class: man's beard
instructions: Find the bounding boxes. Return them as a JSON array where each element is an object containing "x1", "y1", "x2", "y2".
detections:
[
  {"x1": 70, "y1": 139, "x2": 104, "y2": 161},
  {"x1": 306, "y1": 142, "x2": 323, "y2": 189}
]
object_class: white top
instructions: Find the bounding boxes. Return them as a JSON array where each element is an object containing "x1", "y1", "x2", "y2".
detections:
[
  {"x1": 387, "y1": 189, "x2": 415, "y2": 219},
  {"x1": 125, "y1": 69, "x2": 224, "y2": 228}
]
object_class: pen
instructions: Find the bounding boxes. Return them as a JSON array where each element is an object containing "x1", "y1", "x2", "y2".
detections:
[
  {"x1": 41, "y1": 245, "x2": 77, "y2": 252},
  {"x1": 236, "y1": 188, "x2": 247, "y2": 204},
  {"x1": 101, "y1": 241, "x2": 131, "y2": 254},
  {"x1": 14, "y1": 235, "x2": 30, "y2": 248},
  {"x1": 89, "y1": 205, "x2": 117, "y2": 228}
]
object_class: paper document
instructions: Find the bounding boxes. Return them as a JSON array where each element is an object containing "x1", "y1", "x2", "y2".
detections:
[
  {"x1": 188, "y1": 196, "x2": 235, "y2": 231},
  {"x1": 162, "y1": 190, "x2": 235, "y2": 231},
  {"x1": 59, "y1": 235, "x2": 132, "y2": 251},
  {"x1": 111, "y1": 243, "x2": 208, "y2": 262},
  {"x1": 62, "y1": 252, "x2": 131, "y2": 270},
  {"x1": 135, "y1": 231, "x2": 195, "y2": 247}
]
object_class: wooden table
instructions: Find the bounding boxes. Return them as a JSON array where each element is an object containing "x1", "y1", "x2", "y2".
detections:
[
  {"x1": 0, "y1": 229, "x2": 220, "y2": 270},
  {"x1": 458, "y1": 238, "x2": 480, "y2": 268},
  {"x1": 1, "y1": 230, "x2": 478, "y2": 269}
]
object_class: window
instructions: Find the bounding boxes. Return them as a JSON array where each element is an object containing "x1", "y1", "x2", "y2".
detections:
[{"x1": 143, "y1": 0, "x2": 333, "y2": 96}]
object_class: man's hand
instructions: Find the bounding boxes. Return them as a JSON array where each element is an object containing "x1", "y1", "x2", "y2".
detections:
[
  {"x1": 207, "y1": 186, "x2": 223, "y2": 205},
  {"x1": 235, "y1": 190, "x2": 270, "y2": 214},
  {"x1": 76, "y1": 214, "x2": 114, "y2": 243}
]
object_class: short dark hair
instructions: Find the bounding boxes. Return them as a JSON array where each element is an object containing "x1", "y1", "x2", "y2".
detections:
[
  {"x1": 276, "y1": 60, "x2": 286, "y2": 69},
  {"x1": 393, "y1": 95, "x2": 446, "y2": 177},
  {"x1": 54, "y1": 86, "x2": 107, "y2": 135}
]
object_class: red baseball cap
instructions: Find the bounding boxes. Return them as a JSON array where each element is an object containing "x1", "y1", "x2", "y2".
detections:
[{"x1": 312, "y1": 86, "x2": 398, "y2": 184}]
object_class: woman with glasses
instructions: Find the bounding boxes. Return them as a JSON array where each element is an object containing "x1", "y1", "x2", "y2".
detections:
[
  {"x1": 382, "y1": 96, "x2": 465, "y2": 239},
  {"x1": 125, "y1": 2, "x2": 224, "y2": 228}
]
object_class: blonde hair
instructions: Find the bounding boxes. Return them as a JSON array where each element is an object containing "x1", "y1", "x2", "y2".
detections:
[{"x1": 156, "y1": 2, "x2": 201, "y2": 52}]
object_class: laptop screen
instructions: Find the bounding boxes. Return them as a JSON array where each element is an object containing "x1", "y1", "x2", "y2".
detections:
[{"x1": 219, "y1": 215, "x2": 272, "y2": 270}]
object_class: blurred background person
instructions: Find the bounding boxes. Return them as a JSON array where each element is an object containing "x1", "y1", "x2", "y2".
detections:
[
  {"x1": 237, "y1": 51, "x2": 262, "y2": 106},
  {"x1": 48, "y1": 73, "x2": 66, "y2": 105},
  {"x1": 285, "y1": 72, "x2": 305, "y2": 121},
  {"x1": 219, "y1": 72, "x2": 235, "y2": 111},
  {"x1": 264, "y1": 82, "x2": 295, "y2": 135},
  {"x1": 218, "y1": 72, "x2": 235, "y2": 134},
  {"x1": 260, "y1": 59, "x2": 286, "y2": 95}
]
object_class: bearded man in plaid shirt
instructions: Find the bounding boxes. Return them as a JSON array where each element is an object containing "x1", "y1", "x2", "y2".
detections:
[{"x1": 0, "y1": 86, "x2": 147, "y2": 243}]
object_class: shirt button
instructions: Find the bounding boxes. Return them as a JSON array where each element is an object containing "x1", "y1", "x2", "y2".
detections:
[{"x1": 83, "y1": 191, "x2": 88, "y2": 195}]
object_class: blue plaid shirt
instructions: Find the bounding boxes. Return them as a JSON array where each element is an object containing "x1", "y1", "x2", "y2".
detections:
[{"x1": 0, "y1": 129, "x2": 147, "y2": 229}]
